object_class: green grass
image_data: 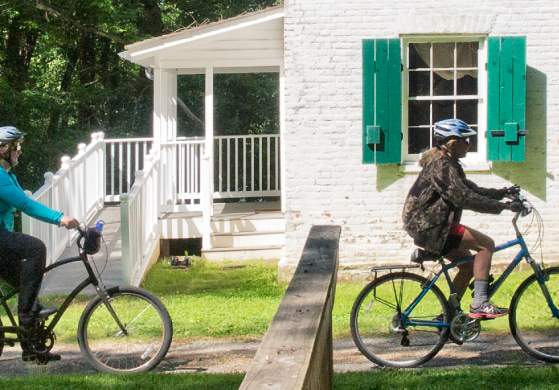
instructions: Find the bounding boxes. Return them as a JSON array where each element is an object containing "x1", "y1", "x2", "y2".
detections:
[
  {"x1": 0, "y1": 260, "x2": 549, "y2": 343},
  {"x1": 1, "y1": 367, "x2": 558, "y2": 389}
]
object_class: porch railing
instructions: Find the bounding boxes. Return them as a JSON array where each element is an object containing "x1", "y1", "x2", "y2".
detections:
[
  {"x1": 161, "y1": 138, "x2": 205, "y2": 207},
  {"x1": 120, "y1": 149, "x2": 161, "y2": 286},
  {"x1": 105, "y1": 137, "x2": 153, "y2": 202},
  {"x1": 23, "y1": 132, "x2": 281, "y2": 270},
  {"x1": 22, "y1": 132, "x2": 106, "y2": 266},
  {"x1": 215, "y1": 134, "x2": 280, "y2": 199}
]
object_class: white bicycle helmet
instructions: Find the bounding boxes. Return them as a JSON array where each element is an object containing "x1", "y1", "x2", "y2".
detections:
[
  {"x1": 0, "y1": 126, "x2": 24, "y2": 146},
  {"x1": 433, "y1": 119, "x2": 476, "y2": 143}
]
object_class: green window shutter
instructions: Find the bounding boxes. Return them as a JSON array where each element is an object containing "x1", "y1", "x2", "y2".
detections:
[
  {"x1": 362, "y1": 39, "x2": 402, "y2": 164},
  {"x1": 487, "y1": 36, "x2": 527, "y2": 162}
]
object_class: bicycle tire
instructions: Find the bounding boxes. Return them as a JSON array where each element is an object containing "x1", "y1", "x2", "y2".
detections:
[
  {"x1": 77, "y1": 286, "x2": 173, "y2": 373},
  {"x1": 0, "y1": 317, "x2": 4, "y2": 358},
  {"x1": 350, "y1": 271, "x2": 450, "y2": 368},
  {"x1": 509, "y1": 266, "x2": 559, "y2": 362}
]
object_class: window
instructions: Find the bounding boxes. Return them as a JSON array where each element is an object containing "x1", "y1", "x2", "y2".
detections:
[
  {"x1": 403, "y1": 37, "x2": 486, "y2": 164},
  {"x1": 362, "y1": 36, "x2": 526, "y2": 165}
]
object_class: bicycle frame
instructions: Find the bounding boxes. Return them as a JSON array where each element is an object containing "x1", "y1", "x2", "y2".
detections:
[
  {"x1": 0, "y1": 247, "x2": 117, "y2": 345},
  {"x1": 401, "y1": 230, "x2": 559, "y2": 329}
]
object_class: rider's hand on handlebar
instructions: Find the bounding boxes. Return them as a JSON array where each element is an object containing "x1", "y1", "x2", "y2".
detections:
[
  {"x1": 507, "y1": 201, "x2": 524, "y2": 213},
  {"x1": 60, "y1": 216, "x2": 80, "y2": 229},
  {"x1": 505, "y1": 185, "x2": 521, "y2": 196}
]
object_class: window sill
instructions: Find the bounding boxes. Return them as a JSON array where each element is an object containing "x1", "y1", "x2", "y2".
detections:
[{"x1": 399, "y1": 161, "x2": 492, "y2": 173}]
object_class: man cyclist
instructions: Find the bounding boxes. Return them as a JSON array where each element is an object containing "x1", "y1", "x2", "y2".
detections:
[
  {"x1": 0, "y1": 125, "x2": 79, "y2": 362},
  {"x1": 402, "y1": 119, "x2": 522, "y2": 319}
]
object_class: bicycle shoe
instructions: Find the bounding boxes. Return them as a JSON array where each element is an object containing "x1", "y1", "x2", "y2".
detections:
[
  {"x1": 22, "y1": 350, "x2": 61, "y2": 364},
  {"x1": 32, "y1": 301, "x2": 57, "y2": 319},
  {"x1": 468, "y1": 302, "x2": 509, "y2": 319}
]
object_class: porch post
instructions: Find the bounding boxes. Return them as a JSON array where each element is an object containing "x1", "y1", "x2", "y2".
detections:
[
  {"x1": 279, "y1": 63, "x2": 286, "y2": 213},
  {"x1": 202, "y1": 65, "x2": 214, "y2": 250},
  {"x1": 153, "y1": 68, "x2": 178, "y2": 208}
]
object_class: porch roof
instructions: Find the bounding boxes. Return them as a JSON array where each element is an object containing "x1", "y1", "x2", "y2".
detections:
[{"x1": 119, "y1": 5, "x2": 284, "y2": 72}]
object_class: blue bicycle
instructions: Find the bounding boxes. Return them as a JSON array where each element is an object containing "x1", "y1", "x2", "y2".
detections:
[{"x1": 350, "y1": 192, "x2": 559, "y2": 367}]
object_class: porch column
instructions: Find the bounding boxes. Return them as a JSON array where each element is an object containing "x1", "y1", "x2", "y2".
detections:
[
  {"x1": 202, "y1": 66, "x2": 214, "y2": 250},
  {"x1": 279, "y1": 63, "x2": 286, "y2": 213},
  {"x1": 153, "y1": 68, "x2": 177, "y2": 145},
  {"x1": 153, "y1": 68, "x2": 178, "y2": 207}
]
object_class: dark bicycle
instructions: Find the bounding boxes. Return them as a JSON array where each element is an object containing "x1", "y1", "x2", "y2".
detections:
[
  {"x1": 350, "y1": 191, "x2": 559, "y2": 367},
  {"x1": 0, "y1": 224, "x2": 173, "y2": 373}
]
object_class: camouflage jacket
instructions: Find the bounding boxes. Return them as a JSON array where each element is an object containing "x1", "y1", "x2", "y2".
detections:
[{"x1": 402, "y1": 153, "x2": 507, "y2": 254}]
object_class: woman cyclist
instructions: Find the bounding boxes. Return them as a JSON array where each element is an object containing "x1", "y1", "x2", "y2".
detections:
[
  {"x1": 0, "y1": 125, "x2": 79, "y2": 362},
  {"x1": 402, "y1": 119, "x2": 522, "y2": 319}
]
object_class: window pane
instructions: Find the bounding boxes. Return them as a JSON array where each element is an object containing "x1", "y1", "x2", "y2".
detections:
[
  {"x1": 408, "y1": 100, "x2": 430, "y2": 126},
  {"x1": 408, "y1": 127, "x2": 431, "y2": 154},
  {"x1": 433, "y1": 71, "x2": 453, "y2": 96},
  {"x1": 457, "y1": 42, "x2": 478, "y2": 67},
  {"x1": 409, "y1": 71, "x2": 430, "y2": 96},
  {"x1": 457, "y1": 71, "x2": 478, "y2": 95},
  {"x1": 409, "y1": 43, "x2": 430, "y2": 68},
  {"x1": 468, "y1": 126, "x2": 478, "y2": 152},
  {"x1": 456, "y1": 100, "x2": 478, "y2": 125},
  {"x1": 433, "y1": 43, "x2": 454, "y2": 68},
  {"x1": 432, "y1": 100, "x2": 454, "y2": 123}
]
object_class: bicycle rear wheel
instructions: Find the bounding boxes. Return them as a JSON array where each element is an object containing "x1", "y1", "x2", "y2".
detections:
[
  {"x1": 78, "y1": 286, "x2": 172, "y2": 373},
  {"x1": 510, "y1": 266, "x2": 559, "y2": 362},
  {"x1": 350, "y1": 272, "x2": 450, "y2": 368}
]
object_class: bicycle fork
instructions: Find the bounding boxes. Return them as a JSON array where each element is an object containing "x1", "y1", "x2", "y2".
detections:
[{"x1": 95, "y1": 286, "x2": 129, "y2": 336}]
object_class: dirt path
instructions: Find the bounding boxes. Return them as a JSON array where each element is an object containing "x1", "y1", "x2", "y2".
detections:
[{"x1": 0, "y1": 332, "x2": 547, "y2": 376}]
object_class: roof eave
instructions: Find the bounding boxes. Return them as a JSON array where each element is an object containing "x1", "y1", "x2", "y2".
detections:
[{"x1": 123, "y1": 6, "x2": 284, "y2": 64}]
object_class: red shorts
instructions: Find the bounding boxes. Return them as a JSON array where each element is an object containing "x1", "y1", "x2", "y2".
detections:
[{"x1": 442, "y1": 224, "x2": 465, "y2": 255}]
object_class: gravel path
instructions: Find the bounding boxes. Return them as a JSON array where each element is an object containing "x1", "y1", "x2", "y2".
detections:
[{"x1": 0, "y1": 332, "x2": 547, "y2": 376}]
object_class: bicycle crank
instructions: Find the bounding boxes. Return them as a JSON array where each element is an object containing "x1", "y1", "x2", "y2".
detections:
[{"x1": 450, "y1": 313, "x2": 481, "y2": 342}]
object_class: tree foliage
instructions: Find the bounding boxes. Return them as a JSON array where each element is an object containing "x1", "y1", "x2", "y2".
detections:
[{"x1": 0, "y1": 0, "x2": 279, "y2": 189}]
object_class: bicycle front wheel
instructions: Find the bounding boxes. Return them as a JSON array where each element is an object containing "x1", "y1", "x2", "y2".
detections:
[
  {"x1": 78, "y1": 286, "x2": 173, "y2": 373},
  {"x1": 510, "y1": 266, "x2": 559, "y2": 362},
  {"x1": 350, "y1": 272, "x2": 450, "y2": 368}
]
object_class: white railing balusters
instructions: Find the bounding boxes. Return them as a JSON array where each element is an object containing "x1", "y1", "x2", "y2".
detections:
[
  {"x1": 275, "y1": 136, "x2": 279, "y2": 190},
  {"x1": 104, "y1": 137, "x2": 153, "y2": 202},
  {"x1": 251, "y1": 136, "x2": 255, "y2": 192},
  {"x1": 121, "y1": 149, "x2": 160, "y2": 286},
  {"x1": 22, "y1": 132, "x2": 106, "y2": 266}
]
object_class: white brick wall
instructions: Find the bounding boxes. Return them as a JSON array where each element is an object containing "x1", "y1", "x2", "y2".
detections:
[{"x1": 281, "y1": 0, "x2": 559, "y2": 275}]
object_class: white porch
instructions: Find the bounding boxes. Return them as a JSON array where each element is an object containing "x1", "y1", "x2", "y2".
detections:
[{"x1": 23, "y1": 6, "x2": 286, "y2": 287}]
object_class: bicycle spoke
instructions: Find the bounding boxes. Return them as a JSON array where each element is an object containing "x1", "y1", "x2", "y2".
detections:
[
  {"x1": 79, "y1": 289, "x2": 171, "y2": 373},
  {"x1": 351, "y1": 273, "x2": 448, "y2": 368}
]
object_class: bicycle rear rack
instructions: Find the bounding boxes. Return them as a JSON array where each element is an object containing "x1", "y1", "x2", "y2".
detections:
[{"x1": 370, "y1": 263, "x2": 421, "y2": 281}]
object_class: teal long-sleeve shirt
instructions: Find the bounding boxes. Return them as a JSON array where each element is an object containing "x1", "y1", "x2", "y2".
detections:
[{"x1": 0, "y1": 166, "x2": 63, "y2": 232}]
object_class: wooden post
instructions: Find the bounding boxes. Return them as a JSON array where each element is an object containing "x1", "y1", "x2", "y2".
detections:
[
  {"x1": 120, "y1": 192, "x2": 132, "y2": 286},
  {"x1": 202, "y1": 66, "x2": 214, "y2": 250},
  {"x1": 240, "y1": 225, "x2": 341, "y2": 390}
]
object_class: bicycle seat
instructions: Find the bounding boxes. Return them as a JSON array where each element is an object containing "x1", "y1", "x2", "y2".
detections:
[{"x1": 411, "y1": 248, "x2": 441, "y2": 264}]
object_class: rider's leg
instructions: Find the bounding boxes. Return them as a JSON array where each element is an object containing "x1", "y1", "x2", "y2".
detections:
[
  {"x1": 454, "y1": 226, "x2": 507, "y2": 318},
  {"x1": 0, "y1": 230, "x2": 60, "y2": 361},
  {"x1": 444, "y1": 248, "x2": 473, "y2": 301}
]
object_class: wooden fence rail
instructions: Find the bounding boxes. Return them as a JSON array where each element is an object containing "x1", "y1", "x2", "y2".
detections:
[{"x1": 240, "y1": 225, "x2": 341, "y2": 390}]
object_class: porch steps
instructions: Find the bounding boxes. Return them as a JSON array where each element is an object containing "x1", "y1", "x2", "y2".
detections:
[
  {"x1": 211, "y1": 230, "x2": 285, "y2": 247},
  {"x1": 158, "y1": 203, "x2": 284, "y2": 261},
  {"x1": 205, "y1": 208, "x2": 284, "y2": 261},
  {"x1": 203, "y1": 244, "x2": 283, "y2": 261}
]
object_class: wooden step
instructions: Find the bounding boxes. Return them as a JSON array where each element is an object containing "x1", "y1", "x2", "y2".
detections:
[
  {"x1": 202, "y1": 245, "x2": 282, "y2": 261},
  {"x1": 211, "y1": 230, "x2": 284, "y2": 247}
]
